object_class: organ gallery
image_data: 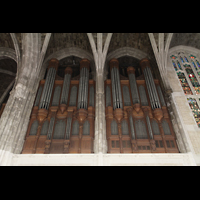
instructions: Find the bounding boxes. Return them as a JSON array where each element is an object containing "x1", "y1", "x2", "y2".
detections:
[{"x1": 21, "y1": 57, "x2": 179, "y2": 154}]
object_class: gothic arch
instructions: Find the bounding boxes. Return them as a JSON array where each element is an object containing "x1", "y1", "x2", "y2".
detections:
[
  {"x1": 0, "y1": 47, "x2": 17, "y2": 62},
  {"x1": 104, "y1": 47, "x2": 149, "y2": 77},
  {"x1": 41, "y1": 47, "x2": 95, "y2": 79}
]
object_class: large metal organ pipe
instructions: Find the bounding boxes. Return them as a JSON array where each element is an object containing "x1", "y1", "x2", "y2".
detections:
[
  {"x1": 39, "y1": 58, "x2": 58, "y2": 110},
  {"x1": 140, "y1": 59, "x2": 161, "y2": 110},
  {"x1": 110, "y1": 59, "x2": 123, "y2": 110},
  {"x1": 77, "y1": 59, "x2": 90, "y2": 110},
  {"x1": 127, "y1": 67, "x2": 140, "y2": 105},
  {"x1": 60, "y1": 67, "x2": 72, "y2": 113}
]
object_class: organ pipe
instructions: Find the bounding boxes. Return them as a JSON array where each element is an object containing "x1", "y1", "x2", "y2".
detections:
[
  {"x1": 39, "y1": 59, "x2": 58, "y2": 110},
  {"x1": 60, "y1": 67, "x2": 72, "y2": 105},
  {"x1": 110, "y1": 59, "x2": 123, "y2": 110},
  {"x1": 140, "y1": 59, "x2": 161, "y2": 110},
  {"x1": 127, "y1": 67, "x2": 140, "y2": 105},
  {"x1": 77, "y1": 59, "x2": 90, "y2": 110}
]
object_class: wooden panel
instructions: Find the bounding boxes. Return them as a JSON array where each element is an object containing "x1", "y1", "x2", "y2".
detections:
[
  {"x1": 69, "y1": 137, "x2": 79, "y2": 153},
  {"x1": 81, "y1": 138, "x2": 93, "y2": 153},
  {"x1": 49, "y1": 140, "x2": 64, "y2": 154},
  {"x1": 35, "y1": 136, "x2": 47, "y2": 154},
  {"x1": 21, "y1": 136, "x2": 36, "y2": 154}
]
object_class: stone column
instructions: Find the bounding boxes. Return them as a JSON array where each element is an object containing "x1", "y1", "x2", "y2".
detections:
[
  {"x1": 94, "y1": 72, "x2": 107, "y2": 154},
  {"x1": 0, "y1": 33, "x2": 42, "y2": 165}
]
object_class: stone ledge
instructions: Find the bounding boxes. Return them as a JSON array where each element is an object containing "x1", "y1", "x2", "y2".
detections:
[{"x1": 11, "y1": 153, "x2": 196, "y2": 166}]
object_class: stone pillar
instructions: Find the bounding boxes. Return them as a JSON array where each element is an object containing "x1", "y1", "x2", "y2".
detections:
[
  {"x1": 0, "y1": 33, "x2": 42, "y2": 165},
  {"x1": 94, "y1": 72, "x2": 107, "y2": 154}
]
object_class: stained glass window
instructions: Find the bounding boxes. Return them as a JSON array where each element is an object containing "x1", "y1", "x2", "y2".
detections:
[
  {"x1": 187, "y1": 98, "x2": 200, "y2": 127},
  {"x1": 171, "y1": 52, "x2": 200, "y2": 128},
  {"x1": 172, "y1": 61, "x2": 178, "y2": 71},
  {"x1": 180, "y1": 57, "x2": 184, "y2": 63},
  {"x1": 190, "y1": 55, "x2": 196, "y2": 59},
  {"x1": 192, "y1": 61, "x2": 197, "y2": 71},
  {"x1": 196, "y1": 60, "x2": 200, "y2": 69},
  {"x1": 177, "y1": 61, "x2": 182, "y2": 70},
  {"x1": 171, "y1": 55, "x2": 177, "y2": 59},
  {"x1": 184, "y1": 56, "x2": 189, "y2": 62},
  {"x1": 177, "y1": 72, "x2": 193, "y2": 94},
  {"x1": 184, "y1": 64, "x2": 200, "y2": 94}
]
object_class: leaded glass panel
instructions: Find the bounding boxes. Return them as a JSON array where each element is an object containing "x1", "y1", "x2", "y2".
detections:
[
  {"x1": 177, "y1": 72, "x2": 192, "y2": 94},
  {"x1": 187, "y1": 98, "x2": 200, "y2": 127},
  {"x1": 183, "y1": 64, "x2": 200, "y2": 94}
]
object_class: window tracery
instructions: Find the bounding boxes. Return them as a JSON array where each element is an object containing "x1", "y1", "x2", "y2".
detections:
[{"x1": 170, "y1": 51, "x2": 200, "y2": 127}]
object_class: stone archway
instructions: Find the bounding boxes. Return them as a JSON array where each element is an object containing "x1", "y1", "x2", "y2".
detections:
[{"x1": 41, "y1": 47, "x2": 95, "y2": 80}]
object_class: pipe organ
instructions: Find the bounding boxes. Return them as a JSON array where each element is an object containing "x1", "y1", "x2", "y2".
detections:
[
  {"x1": 22, "y1": 58, "x2": 95, "y2": 154},
  {"x1": 105, "y1": 58, "x2": 179, "y2": 153}
]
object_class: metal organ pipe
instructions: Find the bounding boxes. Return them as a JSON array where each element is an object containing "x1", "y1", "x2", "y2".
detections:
[
  {"x1": 110, "y1": 59, "x2": 123, "y2": 110},
  {"x1": 77, "y1": 59, "x2": 90, "y2": 110},
  {"x1": 140, "y1": 59, "x2": 161, "y2": 110},
  {"x1": 39, "y1": 59, "x2": 58, "y2": 110},
  {"x1": 60, "y1": 67, "x2": 72, "y2": 105},
  {"x1": 127, "y1": 67, "x2": 140, "y2": 105}
]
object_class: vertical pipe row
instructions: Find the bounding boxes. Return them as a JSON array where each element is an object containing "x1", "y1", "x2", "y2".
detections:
[
  {"x1": 111, "y1": 68, "x2": 116, "y2": 110},
  {"x1": 128, "y1": 73, "x2": 140, "y2": 104},
  {"x1": 85, "y1": 68, "x2": 89, "y2": 109},
  {"x1": 116, "y1": 67, "x2": 123, "y2": 109},
  {"x1": 39, "y1": 59, "x2": 58, "y2": 110},
  {"x1": 39, "y1": 67, "x2": 52, "y2": 109},
  {"x1": 143, "y1": 69, "x2": 154, "y2": 109},
  {"x1": 147, "y1": 67, "x2": 161, "y2": 108},
  {"x1": 77, "y1": 59, "x2": 90, "y2": 110},
  {"x1": 110, "y1": 59, "x2": 123, "y2": 110},
  {"x1": 140, "y1": 59, "x2": 161, "y2": 110},
  {"x1": 77, "y1": 67, "x2": 83, "y2": 109},
  {"x1": 61, "y1": 73, "x2": 71, "y2": 105},
  {"x1": 45, "y1": 68, "x2": 56, "y2": 109}
]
